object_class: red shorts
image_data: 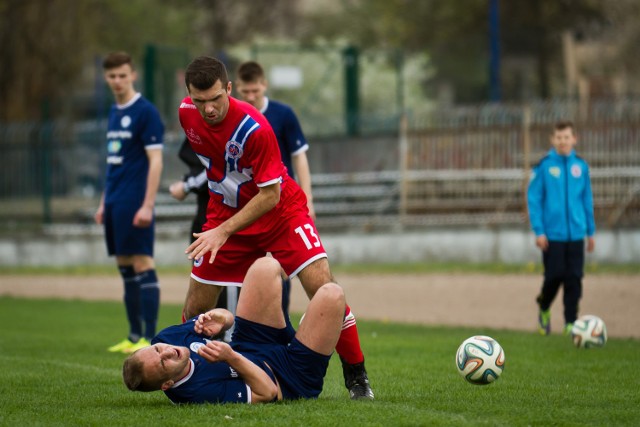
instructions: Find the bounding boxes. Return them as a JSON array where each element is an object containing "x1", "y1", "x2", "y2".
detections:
[{"x1": 191, "y1": 212, "x2": 327, "y2": 286}]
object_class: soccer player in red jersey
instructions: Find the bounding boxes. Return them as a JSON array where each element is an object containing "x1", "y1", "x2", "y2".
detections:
[{"x1": 178, "y1": 56, "x2": 373, "y2": 400}]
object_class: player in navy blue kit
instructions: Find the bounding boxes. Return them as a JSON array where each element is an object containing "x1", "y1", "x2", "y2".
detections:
[
  {"x1": 95, "y1": 51, "x2": 164, "y2": 354},
  {"x1": 528, "y1": 120, "x2": 596, "y2": 336},
  {"x1": 235, "y1": 61, "x2": 315, "y2": 219},
  {"x1": 122, "y1": 257, "x2": 345, "y2": 404}
]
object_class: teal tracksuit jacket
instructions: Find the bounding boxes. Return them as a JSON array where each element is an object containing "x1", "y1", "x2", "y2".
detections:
[{"x1": 527, "y1": 149, "x2": 596, "y2": 242}]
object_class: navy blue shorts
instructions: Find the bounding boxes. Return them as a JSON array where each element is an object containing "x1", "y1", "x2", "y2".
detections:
[
  {"x1": 232, "y1": 317, "x2": 331, "y2": 400},
  {"x1": 103, "y1": 202, "x2": 154, "y2": 256}
]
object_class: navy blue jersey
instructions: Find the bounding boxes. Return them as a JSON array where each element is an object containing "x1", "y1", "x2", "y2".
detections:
[
  {"x1": 261, "y1": 97, "x2": 308, "y2": 180},
  {"x1": 104, "y1": 93, "x2": 164, "y2": 203},
  {"x1": 152, "y1": 319, "x2": 267, "y2": 404},
  {"x1": 152, "y1": 315, "x2": 330, "y2": 404}
]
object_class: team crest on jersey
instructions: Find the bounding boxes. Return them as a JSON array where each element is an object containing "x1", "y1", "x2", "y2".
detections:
[
  {"x1": 549, "y1": 166, "x2": 561, "y2": 178},
  {"x1": 120, "y1": 115, "x2": 132, "y2": 128},
  {"x1": 189, "y1": 339, "x2": 212, "y2": 354},
  {"x1": 190, "y1": 342, "x2": 205, "y2": 353},
  {"x1": 186, "y1": 128, "x2": 203, "y2": 145},
  {"x1": 571, "y1": 164, "x2": 582, "y2": 178},
  {"x1": 225, "y1": 140, "x2": 244, "y2": 160}
]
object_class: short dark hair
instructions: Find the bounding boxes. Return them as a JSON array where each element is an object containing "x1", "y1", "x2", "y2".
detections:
[
  {"x1": 185, "y1": 56, "x2": 229, "y2": 91},
  {"x1": 237, "y1": 61, "x2": 265, "y2": 83},
  {"x1": 103, "y1": 51, "x2": 134, "y2": 70},
  {"x1": 554, "y1": 120, "x2": 575, "y2": 133},
  {"x1": 122, "y1": 353, "x2": 161, "y2": 392}
]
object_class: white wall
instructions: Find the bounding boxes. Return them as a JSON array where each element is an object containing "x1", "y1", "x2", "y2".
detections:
[{"x1": 1, "y1": 228, "x2": 637, "y2": 267}]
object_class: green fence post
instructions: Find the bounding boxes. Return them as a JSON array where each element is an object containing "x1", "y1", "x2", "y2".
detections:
[
  {"x1": 343, "y1": 45, "x2": 360, "y2": 136},
  {"x1": 41, "y1": 98, "x2": 52, "y2": 224}
]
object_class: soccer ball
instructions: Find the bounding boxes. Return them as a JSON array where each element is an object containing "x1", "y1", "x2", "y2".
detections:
[
  {"x1": 571, "y1": 315, "x2": 607, "y2": 349},
  {"x1": 455, "y1": 335, "x2": 505, "y2": 385}
]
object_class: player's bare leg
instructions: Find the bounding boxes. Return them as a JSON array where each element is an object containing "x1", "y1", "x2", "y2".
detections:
[
  {"x1": 296, "y1": 283, "x2": 345, "y2": 356},
  {"x1": 182, "y1": 277, "x2": 223, "y2": 321},
  {"x1": 236, "y1": 257, "x2": 287, "y2": 328},
  {"x1": 297, "y1": 258, "x2": 374, "y2": 400}
]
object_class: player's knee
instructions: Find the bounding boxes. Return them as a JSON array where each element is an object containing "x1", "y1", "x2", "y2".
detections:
[
  {"x1": 249, "y1": 257, "x2": 282, "y2": 277},
  {"x1": 316, "y1": 282, "x2": 345, "y2": 308}
]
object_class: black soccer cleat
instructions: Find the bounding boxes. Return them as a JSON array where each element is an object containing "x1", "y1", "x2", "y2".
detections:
[{"x1": 341, "y1": 358, "x2": 374, "y2": 400}]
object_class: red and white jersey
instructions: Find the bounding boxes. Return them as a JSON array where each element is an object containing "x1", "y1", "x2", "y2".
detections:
[{"x1": 179, "y1": 96, "x2": 307, "y2": 235}]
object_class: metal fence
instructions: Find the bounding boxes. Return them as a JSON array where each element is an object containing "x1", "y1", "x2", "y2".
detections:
[
  {"x1": 311, "y1": 100, "x2": 640, "y2": 230},
  {"x1": 1, "y1": 99, "x2": 639, "y2": 233}
]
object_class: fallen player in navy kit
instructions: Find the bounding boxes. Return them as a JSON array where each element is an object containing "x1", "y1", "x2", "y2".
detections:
[{"x1": 122, "y1": 257, "x2": 346, "y2": 404}]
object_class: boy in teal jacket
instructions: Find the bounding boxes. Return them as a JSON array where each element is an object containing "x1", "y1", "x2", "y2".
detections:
[{"x1": 527, "y1": 121, "x2": 596, "y2": 336}]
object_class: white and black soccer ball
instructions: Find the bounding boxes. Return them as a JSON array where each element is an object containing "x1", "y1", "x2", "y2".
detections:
[
  {"x1": 571, "y1": 315, "x2": 607, "y2": 349},
  {"x1": 455, "y1": 335, "x2": 505, "y2": 385}
]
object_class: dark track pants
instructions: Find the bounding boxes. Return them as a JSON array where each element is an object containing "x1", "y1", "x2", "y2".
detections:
[{"x1": 537, "y1": 240, "x2": 585, "y2": 324}]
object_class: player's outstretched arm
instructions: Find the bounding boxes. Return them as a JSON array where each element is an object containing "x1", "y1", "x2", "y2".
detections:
[
  {"x1": 198, "y1": 341, "x2": 279, "y2": 403},
  {"x1": 194, "y1": 308, "x2": 234, "y2": 337},
  {"x1": 185, "y1": 182, "x2": 280, "y2": 263}
]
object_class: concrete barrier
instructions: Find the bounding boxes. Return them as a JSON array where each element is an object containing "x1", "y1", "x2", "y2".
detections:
[{"x1": 1, "y1": 226, "x2": 638, "y2": 267}]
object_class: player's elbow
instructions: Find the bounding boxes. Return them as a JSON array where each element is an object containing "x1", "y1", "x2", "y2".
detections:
[{"x1": 253, "y1": 384, "x2": 279, "y2": 403}]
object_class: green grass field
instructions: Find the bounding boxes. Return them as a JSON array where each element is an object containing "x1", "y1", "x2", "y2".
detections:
[{"x1": 1, "y1": 297, "x2": 638, "y2": 426}]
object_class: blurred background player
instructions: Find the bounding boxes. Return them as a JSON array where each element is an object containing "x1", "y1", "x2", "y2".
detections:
[
  {"x1": 527, "y1": 120, "x2": 596, "y2": 336},
  {"x1": 235, "y1": 60, "x2": 315, "y2": 312},
  {"x1": 169, "y1": 137, "x2": 238, "y2": 320},
  {"x1": 234, "y1": 61, "x2": 315, "y2": 220},
  {"x1": 95, "y1": 51, "x2": 164, "y2": 354},
  {"x1": 179, "y1": 56, "x2": 373, "y2": 399}
]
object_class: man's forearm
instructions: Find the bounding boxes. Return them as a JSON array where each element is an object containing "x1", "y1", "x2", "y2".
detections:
[
  {"x1": 226, "y1": 351, "x2": 278, "y2": 403},
  {"x1": 143, "y1": 150, "x2": 163, "y2": 208},
  {"x1": 218, "y1": 184, "x2": 280, "y2": 236}
]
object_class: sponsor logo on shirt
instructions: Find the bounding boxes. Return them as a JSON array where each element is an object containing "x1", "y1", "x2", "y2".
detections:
[
  {"x1": 180, "y1": 102, "x2": 197, "y2": 109},
  {"x1": 549, "y1": 166, "x2": 561, "y2": 178},
  {"x1": 108, "y1": 140, "x2": 122, "y2": 154},
  {"x1": 107, "y1": 156, "x2": 123, "y2": 165},
  {"x1": 106, "y1": 130, "x2": 132, "y2": 139},
  {"x1": 229, "y1": 367, "x2": 238, "y2": 378},
  {"x1": 186, "y1": 128, "x2": 203, "y2": 145}
]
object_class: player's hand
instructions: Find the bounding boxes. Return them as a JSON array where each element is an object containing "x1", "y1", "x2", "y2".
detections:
[
  {"x1": 586, "y1": 236, "x2": 595, "y2": 253},
  {"x1": 198, "y1": 340, "x2": 233, "y2": 363},
  {"x1": 185, "y1": 227, "x2": 230, "y2": 263},
  {"x1": 195, "y1": 309, "x2": 229, "y2": 336},
  {"x1": 169, "y1": 181, "x2": 187, "y2": 201},
  {"x1": 133, "y1": 205, "x2": 153, "y2": 228},
  {"x1": 94, "y1": 205, "x2": 104, "y2": 225},
  {"x1": 535, "y1": 235, "x2": 549, "y2": 251}
]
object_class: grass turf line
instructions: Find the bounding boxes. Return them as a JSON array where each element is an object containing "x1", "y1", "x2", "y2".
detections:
[{"x1": 1, "y1": 297, "x2": 638, "y2": 426}]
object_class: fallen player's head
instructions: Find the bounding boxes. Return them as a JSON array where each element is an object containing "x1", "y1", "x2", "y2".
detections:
[{"x1": 123, "y1": 343, "x2": 191, "y2": 392}]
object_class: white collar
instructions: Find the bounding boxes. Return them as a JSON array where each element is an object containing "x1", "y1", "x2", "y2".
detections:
[
  {"x1": 117, "y1": 92, "x2": 141, "y2": 109},
  {"x1": 171, "y1": 359, "x2": 195, "y2": 388},
  {"x1": 260, "y1": 97, "x2": 269, "y2": 114}
]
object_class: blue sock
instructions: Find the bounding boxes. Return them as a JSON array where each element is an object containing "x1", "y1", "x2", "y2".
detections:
[
  {"x1": 120, "y1": 265, "x2": 141, "y2": 342},
  {"x1": 137, "y1": 269, "x2": 160, "y2": 340}
]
